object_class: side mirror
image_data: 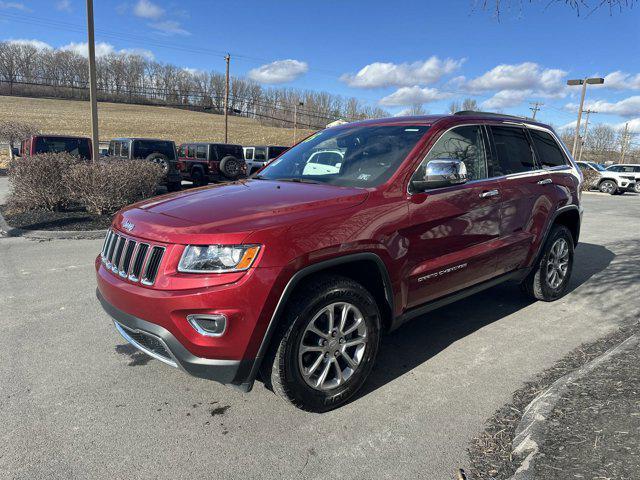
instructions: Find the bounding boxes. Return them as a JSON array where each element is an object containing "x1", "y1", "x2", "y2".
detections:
[{"x1": 411, "y1": 159, "x2": 468, "y2": 192}]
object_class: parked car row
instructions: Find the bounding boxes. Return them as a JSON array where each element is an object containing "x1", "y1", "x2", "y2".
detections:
[
  {"x1": 16, "y1": 134, "x2": 289, "y2": 191},
  {"x1": 576, "y1": 161, "x2": 640, "y2": 194}
]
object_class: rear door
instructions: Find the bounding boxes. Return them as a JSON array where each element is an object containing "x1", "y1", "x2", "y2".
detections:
[
  {"x1": 489, "y1": 124, "x2": 551, "y2": 274},
  {"x1": 404, "y1": 124, "x2": 502, "y2": 307}
]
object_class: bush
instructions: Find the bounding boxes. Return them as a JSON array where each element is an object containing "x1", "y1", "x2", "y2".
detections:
[
  {"x1": 581, "y1": 169, "x2": 600, "y2": 191},
  {"x1": 68, "y1": 159, "x2": 164, "y2": 215},
  {"x1": 7, "y1": 154, "x2": 165, "y2": 215},
  {"x1": 8, "y1": 152, "x2": 76, "y2": 212}
]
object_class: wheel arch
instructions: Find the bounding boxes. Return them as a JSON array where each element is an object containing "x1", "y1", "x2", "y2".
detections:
[
  {"x1": 242, "y1": 252, "x2": 394, "y2": 390},
  {"x1": 553, "y1": 206, "x2": 581, "y2": 246}
]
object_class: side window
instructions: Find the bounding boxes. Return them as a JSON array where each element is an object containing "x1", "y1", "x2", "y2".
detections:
[
  {"x1": 576, "y1": 162, "x2": 590, "y2": 173},
  {"x1": 178, "y1": 145, "x2": 186, "y2": 157},
  {"x1": 186, "y1": 145, "x2": 195, "y2": 158},
  {"x1": 529, "y1": 130, "x2": 567, "y2": 168},
  {"x1": 245, "y1": 148, "x2": 254, "y2": 160},
  {"x1": 209, "y1": 146, "x2": 218, "y2": 161},
  {"x1": 412, "y1": 125, "x2": 488, "y2": 185},
  {"x1": 196, "y1": 145, "x2": 207, "y2": 159},
  {"x1": 254, "y1": 147, "x2": 267, "y2": 161},
  {"x1": 113, "y1": 142, "x2": 121, "y2": 157},
  {"x1": 108, "y1": 142, "x2": 114, "y2": 156},
  {"x1": 490, "y1": 126, "x2": 536, "y2": 175},
  {"x1": 121, "y1": 141, "x2": 129, "y2": 157}
]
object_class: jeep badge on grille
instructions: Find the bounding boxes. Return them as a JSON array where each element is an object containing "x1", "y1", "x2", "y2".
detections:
[{"x1": 122, "y1": 220, "x2": 135, "y2": 232}]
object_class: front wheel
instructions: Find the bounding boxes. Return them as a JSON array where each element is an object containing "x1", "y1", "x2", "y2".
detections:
[
  {"x1": 634, "y1": 183, "x2": 640, "y2": 194},
  {"x1": 521, "y1": 225, "x2": 574, "y2": 302},
  {"x1": 263, "y1": 275, "x2": 381, "y2": 412},
  {"x1": 598, "y1": 179, "x2": 617, "y2": 195}
]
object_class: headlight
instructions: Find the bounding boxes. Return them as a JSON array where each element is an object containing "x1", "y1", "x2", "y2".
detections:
[{"x1": 178, "y1": 245, "x2": 261, "y2": 273}]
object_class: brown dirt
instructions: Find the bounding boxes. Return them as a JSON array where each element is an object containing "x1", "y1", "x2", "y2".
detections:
[{"x1": 0, "y1": 95, "x2": 315, "y2": 146}]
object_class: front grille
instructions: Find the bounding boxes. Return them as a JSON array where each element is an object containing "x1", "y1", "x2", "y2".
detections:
[{"x1": 101, "y1": 229, "x2": 165, "y2": 286}]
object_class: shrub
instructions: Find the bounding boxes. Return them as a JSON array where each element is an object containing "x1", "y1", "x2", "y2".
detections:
[
  {"x1": 581, "y1": 169, "x2": 599, "y2": 191},
  {"x1": 68, "y1": 159, "x2": 164, "y2": 215},
  {"x1": 7, "y1": 152, "x2": 76, "y2": 212}
]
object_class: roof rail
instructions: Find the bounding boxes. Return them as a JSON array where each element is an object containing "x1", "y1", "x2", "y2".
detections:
[{"x1": 454, "y1": 110, "x2": 528, "y2": 120}]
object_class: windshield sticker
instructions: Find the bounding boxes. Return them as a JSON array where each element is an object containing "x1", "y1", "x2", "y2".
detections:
[{"x1": 357, "y1": 173, "x2": 371, "y2": 180}]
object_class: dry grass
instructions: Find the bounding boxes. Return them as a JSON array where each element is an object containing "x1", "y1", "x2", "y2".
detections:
[{"x1": 0, "y1": 95, "x2": 315, "y2": 146}]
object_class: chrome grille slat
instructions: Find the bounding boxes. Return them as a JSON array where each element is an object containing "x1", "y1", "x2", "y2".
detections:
[
  {"x1": 111, "y1": 236, "x2": 126, "y2": 273},
  {"x1": 129, "y1": 243, "x2": 150, "y2": 282},
  {"x1": 141, "y1": 246, "x2": 165, "y2": 286},
  {"x1": 120, "y1": 240, "x2": 137, "y2": 277},
  {"x1": 106, "y1": 233, "x2": 119, "y2": 265},
  {"x1": 100, "y1": 229, "x2": 166, "y2": 286}
]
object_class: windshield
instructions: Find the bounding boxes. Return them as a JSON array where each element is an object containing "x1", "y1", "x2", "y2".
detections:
[
  {"x1": 588, "y1": 162, "x2": 606, "y2": 171},
  {"x1": 133, "y1": 140, "x2": 176, "y2": 160},
  {"x1": 257, "y1": 125, "x2": 429, "y2": 187},
  {"x1": 34, "y1": 136, "x2": 91, "y2": 159}
]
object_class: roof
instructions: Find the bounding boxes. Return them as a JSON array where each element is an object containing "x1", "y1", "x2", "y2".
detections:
[
  {"x1": 177, "y1": 142, "x2": 243, "y2": 148},
  {"x1": 111, "y1": 137, "x2": 175, "y2": 142},
  {"x1": 32, "y1": 134, "x2": 91, "y2": 139},
  {"x1": 243, "y1": 145, "x2": 288, "y2": 149},
  {"x1": 341, "y1": 112, "x2": 550, "y2": 129}
]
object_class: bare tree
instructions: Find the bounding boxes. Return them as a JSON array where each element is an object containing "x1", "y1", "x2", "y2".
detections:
[
  {"x1": 408, "y1": 104, "x2": 426, "y2": 115},
  {"x1": 480, "y1": 0, "x2": 636, "y2": 16},
  {"x1": 448, "y1": 101, "x2": 461, "y2": 114},
  {"x1": 0, "y1": 121, "x2": 40, "y2": 160},
  {"x1": 462, "y1": 98, "x2": 479, "y2": 111}
]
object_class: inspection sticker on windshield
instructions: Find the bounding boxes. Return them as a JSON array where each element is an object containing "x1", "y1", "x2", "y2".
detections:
[{"x1": 357, "y1": 173, "x2": 371, "y2": 180}]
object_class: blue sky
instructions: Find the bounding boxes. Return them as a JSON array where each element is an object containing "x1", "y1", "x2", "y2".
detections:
[{"x1": 1, "y1": 0, "x2": 639, "y2": 132}]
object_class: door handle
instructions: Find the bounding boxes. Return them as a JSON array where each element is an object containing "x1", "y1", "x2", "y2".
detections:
[
  {"x1": 537, "y1": 178, "x2": 553, "y2": 185},
  {"x1": 480, "y1": 189, "x2": 500, "y2": 198}
]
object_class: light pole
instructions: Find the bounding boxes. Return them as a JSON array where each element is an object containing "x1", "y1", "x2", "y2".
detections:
[
  {"x1": 577, "y1": 109, "x2": 596, "y2": 162},
  {"x1": 85, "y1": 0, "x2": 99, "y2": 161},
  {"x1": 293, "y1": 101, "x2": 304, "y2": 144},
  {"x1": 567, "y1": 77, "x2": 604, "y2": 158}
]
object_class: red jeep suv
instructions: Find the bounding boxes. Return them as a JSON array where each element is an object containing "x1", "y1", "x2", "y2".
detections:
[{"x1": 96, "y1": 112, "x2": 582, "y2": 412}]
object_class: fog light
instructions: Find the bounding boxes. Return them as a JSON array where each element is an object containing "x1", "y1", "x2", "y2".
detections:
[{"x1": 187, "y1": 314, "x2": 227, "y2": 337}]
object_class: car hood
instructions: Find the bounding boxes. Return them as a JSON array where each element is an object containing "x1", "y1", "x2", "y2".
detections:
[{"x1": 113, "y1": 179, "x2": 369, "y2": 244}]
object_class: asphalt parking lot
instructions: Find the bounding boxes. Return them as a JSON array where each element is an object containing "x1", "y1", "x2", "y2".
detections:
[{"x1": 1, "y1": 176, "x2": 639, "y2": 479}]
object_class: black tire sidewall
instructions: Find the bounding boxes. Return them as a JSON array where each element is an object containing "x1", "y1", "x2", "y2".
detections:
[
  {"x1": 279, "y1": 282, "x2": 380, "y2": 411},
  {"x1": 191, "y1": 167, "x2": 206, "y2": 186},
  {"x1": 536, "y1": 226, "x2": 574, "y2": 300},
  {"x1": 219, "y1": 156, "x2": 240, "y2": 179}
]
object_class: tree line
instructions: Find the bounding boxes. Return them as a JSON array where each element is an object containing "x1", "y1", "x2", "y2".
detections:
[{"x1": 0, "y1": 41, "x2": 390, "y2": 130}]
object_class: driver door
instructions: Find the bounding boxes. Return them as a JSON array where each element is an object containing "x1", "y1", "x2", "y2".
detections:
[{"x1": 404, "y1": 124, "x2": 503, "y2": 308}]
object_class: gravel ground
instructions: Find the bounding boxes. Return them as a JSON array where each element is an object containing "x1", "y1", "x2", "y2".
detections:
[{"x1": 467, "y1": 322, "x2": 640, "y2": 479}]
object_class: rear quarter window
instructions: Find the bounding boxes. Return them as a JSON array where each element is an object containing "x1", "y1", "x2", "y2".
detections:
[
  {"x1": 529, "y1": 130, "x2": 567, "y2": 168},
  {"x1": 490, "y1": 126, "x2": 536, "y2": 175}
]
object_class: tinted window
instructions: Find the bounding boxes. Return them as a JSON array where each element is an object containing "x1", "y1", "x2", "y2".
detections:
[
  {"x1": 490, "y1": 127, "x2": 535, "y2": 175},
  {"x1": 132, "y1": 140, "x2": 176, "y2": 160},
  {"x1": 244, "y1": 147, "x2": 254, "y2": 160},
  {"x1": 529, "y1": 130, "x2": 567, "y2": 168},
  {"x1": 121, "y1": 141, "x2": 129, "y2": 157},
  {"x1": 34, "y1": 137, "x2": 91, "y2": 159},
  {"x1": 268, "y1": 146, "x2": 288, "y2": 159},
  {"x1": 254, "y1": 147, "x2": 267, "y2": 161},
  {"x1": 259, "y1": 125, "x2": 430, "y2": 187},
  {"x1": 413, "y1": 125, "x2": 488, "y2": 184},
  {"x1": 178, "y1": 144, "x2": 186, "y2": 157},
  {"x1": 196, "y1": 145, "x2": 207, "y2": 159},
  {"x1": 216, "y1": 144, "x2": 243, "y2": 158}
]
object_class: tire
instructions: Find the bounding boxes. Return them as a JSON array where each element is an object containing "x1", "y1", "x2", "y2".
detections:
[
  {"x1": 262, "y1": 274, "x2": 381, "y2": 412},
  {"x1": 521, "y1": 224, "x2": 574, "y2": 302},
  {"x1": 634, "y1": 183, "x2": 640, "y2": 194},
  {"x1": 191, "y1": 167, "x2": 207, "y2": 187},
  {"x1": 166, "y1": 181, "x2": 182, "y2": 192},
  {"x1": 219, "y1": 155, "x2": 241, "y2": 180},
  {"x1": 598, "y1": 179, "x2": 617, "y2": 195},
  {"x1": 145, "y1": 153, "x2": 170, "y2": 173}
]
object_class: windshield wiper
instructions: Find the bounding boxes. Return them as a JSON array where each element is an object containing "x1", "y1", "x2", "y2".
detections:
[{"x1": 274, "y1": 177, "x2": 322, "y2": 184}]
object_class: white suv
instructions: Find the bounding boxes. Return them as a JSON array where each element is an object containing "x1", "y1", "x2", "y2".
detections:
[
  {"x1": 606, "y1": 164, "x2": 640, "y2": 193},
  {"x1": 575, "y1": 161, "x2": 636, "y2": 195}
]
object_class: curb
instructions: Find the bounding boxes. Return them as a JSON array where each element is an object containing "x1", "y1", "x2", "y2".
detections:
[
  {"x1": 0, "y1": 207, "x2": 107, "y2": 240},
  {"x1": 507, "y1": 333, "x2": 639, "y2": 480}
]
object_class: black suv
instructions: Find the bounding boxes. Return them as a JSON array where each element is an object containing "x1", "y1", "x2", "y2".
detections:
[{"x1": 108, "y1": 138, "x2": 182, "y2": 192}]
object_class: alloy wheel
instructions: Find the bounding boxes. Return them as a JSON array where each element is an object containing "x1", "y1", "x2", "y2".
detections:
[
  {"x1": 546, "y1": 238, "x2": 570, "y2": 289},
  {"x1": 298, "y1": 302, "x2": 367, "y2": 391}
]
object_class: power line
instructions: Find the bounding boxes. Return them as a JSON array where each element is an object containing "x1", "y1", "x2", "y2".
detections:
[{"x1": 529, "y1": 101, "x2": 543, "y2": 120}]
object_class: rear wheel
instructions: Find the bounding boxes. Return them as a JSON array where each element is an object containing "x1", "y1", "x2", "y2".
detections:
[
  {"x1": 191, "y1": 167, "x2": 207, "y2": 187},
  {"x1": 634, "y1": 183, "x2": 640, "y2": 193},
  {"x1": 521, "y1": 225, "x2": 574, "y2": 302},
  {"x1": 598, "y1": 179, "x2": 617, "y2": 195},
  {"x1": 263, "y1": 275, "x2": 381, "y2": 412},
  {"x1": 166, "y1": 181, "x2": 182, "y2": 192}
]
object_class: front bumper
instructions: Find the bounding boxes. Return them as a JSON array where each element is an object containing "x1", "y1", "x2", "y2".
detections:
[{"x1": 98, "y1": 289, "x2": 252, "y2": 388}]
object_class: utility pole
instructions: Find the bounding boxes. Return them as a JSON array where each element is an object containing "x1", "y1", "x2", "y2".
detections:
[
  {"x1": 620, "y1": 122, "x2": 629, "y2": 164},
  {"x1": 293, "y1": 101, "x2": 303, "y2": 144},
  {"x1": 566, "y1": 77, "x2": 605, "y2": 158},
  {"x1": 224, "y1": 54, "x2": 230, "y2": 143},
  {"x1": 577, "y1": 109, "x2": 596, "y2": 162},
  {"x1": 85, "y1": 0, "x2": 99, "y2": 161},
  {"x1": 529, "y1": 101, "x2": 543, "y2": 120}
]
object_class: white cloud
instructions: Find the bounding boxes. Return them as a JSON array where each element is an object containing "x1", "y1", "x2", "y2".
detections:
[
  {"x1": 463, "y1": 62, "x2": 567, "y2": 95},
  {"x1": 248, "y1": 59, "x2": 309, "y2": 84},
  {"x1": 481, "y1": 89, "x2": 529, "y2": 109},
  {"x1": 341, "y1": 56, "x2": 464, "y2": 89},
  {"x1": 61, "y1": 41, "x2": 154, "y2": 60},
  {"x1": 149, "y1": 20, "x2": 190, "y2": 36},
  {"x1": 133, "y1": 0, "x2": 164, "y2": 19},
  {"x1": 617, "y1": 118, "x2": 640, "y2": 133},
  {"x1": 379, "y1": 86, "x2": 450, "y2": 106},
  {"x1": 577, "y1": 96, "x2": 640, "y2": 117},
  {"x1": 56, "y1": 0, "x2": 72, "y2": 12},
  {"x1": 603, "y1": 71, "x2": 640, "y2": 90},
  {"x1": 7, "y1": 38, "x2": 52, "y2": 50},
  {"x1": 0, "y1": 1, "x2": 30, "y2": 11}
]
